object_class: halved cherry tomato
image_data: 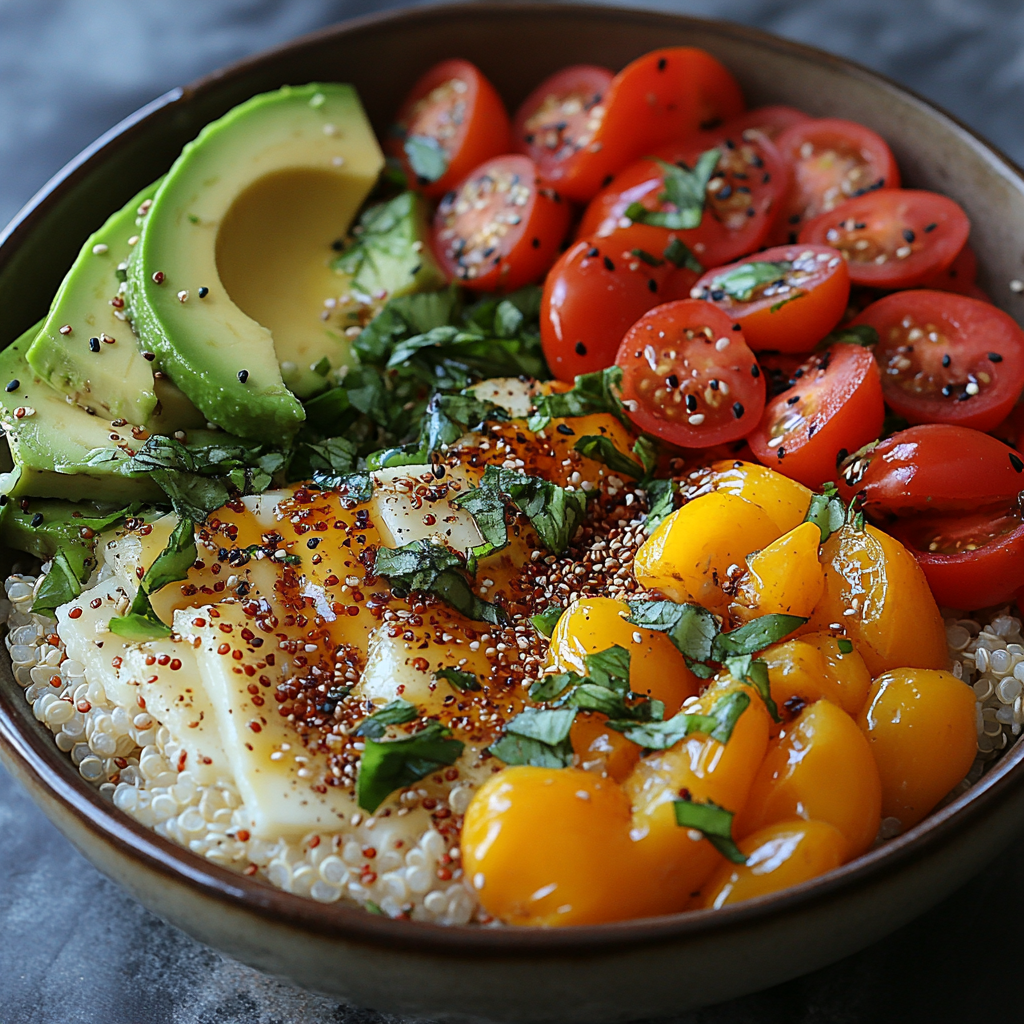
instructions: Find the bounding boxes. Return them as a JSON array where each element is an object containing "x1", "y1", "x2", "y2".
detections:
[
  {"x1": 719, "y1": 104, "x2": 812, "y2": 143},
  {"x1": 853, "y1": 290, "x2": 1024, "y2": 432},
  {"x1": 389, "y1": 59, "x2": 512, "y2": 199},
  {"x1": 889, "y1": 508, "x2": 1024, "y2": 609},
  {"x1": 524, "y1": 48, "x2": 745, "y2": 204},
  {"x1": 691, "y1": 244, "x2": 849, "y2": 353},
  {"x1": 757, "y1": 351, "x2": 810, "y2": 397},
  {"x1": 836, "y1": 424, "x2": 1024, "y2": 518},
  {"x1": 748, "y1": 343, "x2": 884, "y2": 488},
  {"x1": 541, "y1": 226, "x2": 699, "y2": 380},
  {"x1": 615, "y1": 300, "x2": 764, "y2": 447},
  {"x1": 512, "y1": 65, "x2": 614, "y2": 201},
  {"x1": 578, "y1": 130, "x2": 786, "y2": 269},
  {"x1": 992, "y1": 404, "x2": 1024, "y2": 451},
  {"x1": 432, "y1": 154, "x2": 570, "y2": 291},
  {"x1": 771, "y1": 118, "x2": 900, "y2": 243},
  {"x1": 799, "y1": 190, "x2": 970, "y2": 289},
  {"x1": 922, "y1": 242, "x2": 977, "y2": 296}
]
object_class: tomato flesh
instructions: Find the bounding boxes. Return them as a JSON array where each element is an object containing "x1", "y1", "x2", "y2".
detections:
[
  {"x1": 615, "y1": 300, "x2": 765, "y2": 447},
  {"x1": 578, "y1": 130, "x2": 786, "y2": 270},
  {"x1": 720, "y1": 104, "x2": 812, "y2": 143},
  {"x1": 799, "y1": 190, "x2": 969, "y2": 289},
  {"x1": 691, "y1": 243, "x2": 850, "y2": 353},
  {"x1": 772, "y1": 118, "x2": 900, "y2": 243},
  {"x1": 837, "y1": 424, "x2": 1024, "y2": 518},
  {"x1": 922, "y1": 242, "x2": 977, "y2": 296},
  {"x1": 854, "y1": 289, "x2": 1024, "y2": 432},
  {"x1": 541, "y1": 226, "x2": 699, "y2": 380},
  {"x1": 748, "y1": 343, "x2": 884, "y2": 489},
  {"x1": 890, "y1": 509, "x2": 1024, "y2": 609},
  {"x1": 390, "y1": 59, "x2": 512, "y2": 199},
  {"x1": 432, "y1": 154, "x2": 570, "y2": 292}
]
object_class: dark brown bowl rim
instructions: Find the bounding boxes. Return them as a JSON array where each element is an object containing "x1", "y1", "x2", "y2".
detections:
[{"x1": 2, "y1": 0, "x2": 1024, "y2": 959}]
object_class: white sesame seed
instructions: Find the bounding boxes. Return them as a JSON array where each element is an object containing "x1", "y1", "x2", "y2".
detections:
[
  {"x1": 1011, "y1": 280, "x2": 1024, "y2": 293},
  {"x1": 92, "y1": 243, "x2": 108, "y2": 255},
  {"x1": 715, "y1": 337, "x2": 730, "y2": 351}
]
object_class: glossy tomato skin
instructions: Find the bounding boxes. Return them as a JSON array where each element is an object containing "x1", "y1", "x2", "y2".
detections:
[
  {"x1": 889, "y1": 510, "x2": 1024, "y2": 609},
  {"x1": 432, "y1": 154, "x2": 570, "y2": 292},
  {"x1": 854, "y1": 290, "x2": 1024, "y2": 432},
  {"x1": 836, "y1": 424, "x2": 1024, "y2": 518},
  {"x1": 578, "y1": 130, "x2": 786, "y2": 270},
  {"x1": 541, "y1": 47, "x2": 745, "y2": 204},
  {"x1": 771, "y1": 118, "x2": 900, "y2": 243},
  {"x1": 922, "y1": 242, "x2": 977, "y2": 296},
  {"x1": 615, "y1": 300, "x2": 765, "y2": 448},
  {"x1": 799, "y1": 190, "x2": 970, "y2": 290},
  {"x1": 692, "y1": 244, "x2": 850, "y2": 353},
  {"x1": 390, "y1": 59, "x2": 512, "y2": 199},
  {"x1": 541, "y1": 227, "x2": 697, "y2": 380},
  {"x1": 748, "y1": 343, "x2": 884, "y2": 489},
  {"x1": 719, "y1": 104, "x2": 812, "y2": 143}
]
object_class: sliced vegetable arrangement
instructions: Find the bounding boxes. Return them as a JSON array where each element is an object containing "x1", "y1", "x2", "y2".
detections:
[{"x1": 2, "y1": 47, "x2": 1019, "y2": 929}]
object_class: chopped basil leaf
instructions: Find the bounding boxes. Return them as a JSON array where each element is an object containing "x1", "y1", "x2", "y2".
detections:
[
  {"x1": 527, "y1": 366, "x2": 625, "y2": 431},
  {"x1": 436, "y1": 667, "x2": 481, "y2": 693},
  {"x1": 837, "y1": 638, "x2": 854, "y2": 654},
  {"x1": 631, "y1": 247, "x2": 665, "y2": 267},
  {"x1": 724, "y1": 654, "x2": 780, "y2": 722},
  {"x1": 583, "y1": 645, "x2": 631, "y2": 692},
  {"x1": 644, "y1": 479, "x2": 677, "y2": 531},
  {"x1": 573, "y1": 435, "x2": 644, "y2": 478},
  {"x1": 107, "y1": 612, "x2": 172, "y2": 641},
  {"x1": 354, "y1": 698, "x2": 418, "y2": 739},
  {"x1": 32, "y1": 550, "x2": 82, "y2": 614},
  {"x1": 633, "y1": 435, "x2": 659, "y2": 478},
  {"x1": 488, "y1": 706, "x2": 577, "y2": 768},
  {"x1": 711, "y1": 613, "x2": 806, "y2": 659},
  {"x1": 626, "y1": 600, "x2": 719, "y2": 664},
  {"x1": 494, "y1": 299, "x2": 526, "y2": 338},
  {"x1": 609, "y1": 690, "x2": 750, "y2": 749},
  {"x1": 403, "y1": 134, "x2": 449, "y2": 184},
  {"x1": 711, "y1": 260, "x2": 792, "y2": 303},
  {"x1": 673, "y1": 798, "x2": 746, "y2": 863},
  {"x1": 305, "y1": 437, "x2": 358, "y2": 475},
  {"x1": 804, "y1": 483, "x2": 846, "y2": 543},
  {"x1": 531, "y1": 604, "x2": 565, "y2": 638},
  {"x1": 662, "y1": 237, "x2": 703, "y2": 272},
  {"x1": 769, "y1": 293, "x2": 803, "y2": 313},
  {"x1": 364, "y1": 900, "x2": 385, "y2": 916},
  {"x1": 313, "y1": 472, "x2": 373, "y2": 502},
  {"x1": 505, "y1": 706, "x2": 576, "y2": 745},
  {"x1": 625, "y1": 149, "x2": 720, "y2": 231},
  {"x1": 373, "y1": 540, "x2": 507, "y2": 625},
  {"x1": 528, "y1": 671, "x2": 579, "y2": 702},
  {"x1": 357, "y1": 721, "x2": 464, "y2": 812},
  {"x1": 817, "y1": 324, "x2": 878, "y2": 350}
]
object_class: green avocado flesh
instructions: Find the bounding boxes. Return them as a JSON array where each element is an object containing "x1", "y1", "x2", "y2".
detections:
[{"x1": 128, "y1": 83, "x2": 384, "y2": 440}]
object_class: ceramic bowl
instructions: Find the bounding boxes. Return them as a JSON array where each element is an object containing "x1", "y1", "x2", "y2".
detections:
[{"x1": 3, "y1": 4, "x2": 1024, "y2": 1020}]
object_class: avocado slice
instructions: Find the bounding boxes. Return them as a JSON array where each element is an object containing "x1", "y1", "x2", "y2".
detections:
[
  {"x1": 26, "y1": 182, "x2": 161, "y2": 425},
  {"x1": 129, "y1": 83, "x2": 385, "y2": 440},
  {"x1": 0, "y1": 324, "x2": 163, "y2": 502},
  {"x1": 333, "y1": 191, "x2": 446, "y2": 307}
]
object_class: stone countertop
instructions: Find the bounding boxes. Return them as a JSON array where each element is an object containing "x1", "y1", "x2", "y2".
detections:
[{"x1": 2, "y1": 1, "x2": 1024, "y2": 1021}]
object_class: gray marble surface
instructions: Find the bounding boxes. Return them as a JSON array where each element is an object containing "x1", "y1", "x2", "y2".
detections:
[{"x1": 3, "y1": 1, "x2": 1024, "y2": 1021}]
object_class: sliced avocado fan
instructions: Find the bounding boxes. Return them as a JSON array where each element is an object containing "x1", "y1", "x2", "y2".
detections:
[{"x1": 128, "y1": 83, "x2": 385, "y2": 441}]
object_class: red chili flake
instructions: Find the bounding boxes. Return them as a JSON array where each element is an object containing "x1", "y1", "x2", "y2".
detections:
[
  {"x1": 361, "y1": 871, "x2": 377, "y2": 885},
  {"x1": 147, "y1": 675, "x2": 158, "y2": 684},
  {"x1": 49, "y1": 675, "x2": 62, "y2": 688},
  {"x1": 412, "y1": 657, "x2": 429, "y2": 672},
  {"x1": 78, "y1": 527, "x2": 95, "y2": 540},
  {"x1": 177, "y1": 751, "x2": 187, "y2": 772},
  {"x1": 109, "y1": 296, "x2": 125, "y2": 308},
  {"x1": 76, "y1": 700, "x2": 91, "y2": 713},
  {"x1": 436, "y1": 867, "x2": 452, "y2": 881},
  {"x1": 309, "y1": 835, "x2": 321, "y2": 849},
  {"x1": 324, "y1": 574, "x2": 340, "y2": 587},
  {"x1": 251, "y1": 695, "x2": 264, "y2": 707},
  {"x1": 433, "y1": 808, "x2": 452, "y2": 820},
  {"x1": 139, "y1": 524, "x2": 153, "y2": 536},
  {"x1": 422, "y1": 797, "x2": 438, "y2": 810},
  {"x1": 444, "y1": 767, "x2": 459, "y2": 781},
  {"x1": 68, "y1": 607, "x2": 83, "y2": 619},
  {"x1": 157, "y1": 654, "x2": 170, "y2": 666},
  {"x1": 169, "y1": 659, "x2": 181, "y2": 671},
  {"x1": 243, "y1": 864, "x2": 258, "y2": 876},
  {"x1": 47, "y1": 634, "x2": 62, "y2": 647},
  {"x1": 232, "y1": 649, "x2": 243, "y2": 661},
  {"x1": 152, "y1": 271, "x2": 165, "y2": 284},
  {"x1": 236, "y1": 829, "x2": 251, "y2": 842},
  {"x1": 89, "y1": 598, "x2": 102, "y2": 609},
  {"x1": 114, "y1": 757, "x2": 128, "y2": 769},
  {"x1": 248, "y1": 721, "x2": 262, "y2": 733},
  {"x1": 217, "y1": 643, "x2": 230, "y2": 655},
  {"x1": 145, "y1": 654, "x2": 156, "y2": 666},
  {"x1": 137, "y1": 695, "x2": 147, "y2": 709},
  {"x1": 218, "y1": 623, "x2": 232, "y2": 633},
  {"x1": 362, "y1": 846, "x2": 376, "y2": 859},
  {"x1": 193, "y1": 618, "x2": 207, "y2": 628},
  {"x1": 346, "y1": 606, "x2": 359, "y2": 617},
  {"x1": 58, "y1": 324, "x2": 72, "y2": 335}
]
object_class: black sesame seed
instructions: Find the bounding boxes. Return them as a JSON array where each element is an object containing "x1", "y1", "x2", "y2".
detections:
[
  {"x1": 4, "y1": 380, "x2": 18, "y2": 392},
  {"x1": 989, "y1": 352, "x2": 1004, "y2": 362},
  {"x1": 733, "y1": 401, "x2": 745, "y2": 418},
  {"x1": 751, "y1": 364, "x2": 760, "y2": 378},
  {"x1": 575, "y1": 341, "x2": 587, "y2": 356},
  {"x1": 1011, "y1": 453, "x2": 1024, "y2": 473},
  {"x1": 587, "y1": 247, "x2": 600, "y2": 259},
  {"x1": 924, "y1": 223, "x2": 937, "y2": 233},
  {"x1": 89, "y1": 338, "x2": 100, "y2": 353},
  {"x1": 556, "y1": 423, "x2": 575, "y2": 435},
  {"x1": 711, "y1": 289, "x2": 726, "y2": 301},
  {"x1": 776, "y1": 446, "x2": 786, "y2": 460},
  {"x1": 30, "y1": 513, "x2": 43, "y2": 527},
  {"x1": 787, "y1": 395, "x2": 800, "y2": 405},
  {"x1": 789, "y1": 214, "x2": 801, "y2": 225},
  {"x1": 942, "y1": 354, "x2": 951, "y2": 368},
  {"x1": 532, "y1": 237, "x2": 541, "y2": 248},
  {"x1": 733, "y1": 324, "x2": 742, "y2": 331},
  {"x1": 198, "y1": 286, "x2": 210, "y2": 298},
  {"x1": 902, "y1": 228, "x2": 916, "y2": 243},
  {"x1": 331, "y1": 239, "x2": 345, "y2": 251},
  {"x1": 685, "y1": 393, "x2": 698, "y2": 412},
  {"x1": 667, "y1": 374, "x2": 680, "y2": 389},
  {"x1": 648, "y1": 278, "x2": 657, "y2": 293},
  {"x1": 941, "y1": 385, "x2": 953, "y2": 397},
  {"x1": 836, "y1": 448, "x2": 849, "y2": 470},
  {"x1": 307, "y1": 537, "x2": 321, "y2": 549},
  {"x1": 0, "y1": 495, "x2": 7, "y2": 506},
  {"x1": 657, "y1": 57, "x2": 667, "y2": 70},
  {"x1": 709, "y1": 379, "x2": 720, "y2": 391},
  {"x1": 237, "y1": 369, "x2": 249, "y2": 383},
  {"x1": 603, "y1": 256, "x2": 615, "y2": 272},
  {"x1": 957, "y1": 391, "x2": 971, "y2": 401}
]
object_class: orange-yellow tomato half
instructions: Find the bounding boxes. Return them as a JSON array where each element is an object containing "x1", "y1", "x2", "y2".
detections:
[
  {"x1": 857, "y1": 668, "x2": 977, "y2": 828},
  {"x1": 634, "y1": 492, "x2": 781, "y2": 615},
  {"x1": 737, "y1": 699, "x2": 881, "y2": 858},
  {"x1": 698, "y1": 819, "x2": 847, "y2": 909},
  {"x1": 804, "y1": 524, "x2": 948, "y2": 676},
  {"x1": 570, "y1": 712, "x2": 640, "y2": 783},
  {"x1": 737, "y1": 521, "x2": 825, "y2": 618},
  {"x1": 761, "y1": 632, "x2": 872, "y2": 718},
  {"x1": 701, "y1": 459, "x2": 813, "y2": 533},
  {"x1": 462, "y1": 766, "x2": 638, "y2": 926}
]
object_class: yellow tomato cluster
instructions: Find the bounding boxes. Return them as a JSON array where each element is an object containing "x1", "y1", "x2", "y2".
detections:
[{"x1": 461, "y1": 462, "x2": 978, "y2": 927}]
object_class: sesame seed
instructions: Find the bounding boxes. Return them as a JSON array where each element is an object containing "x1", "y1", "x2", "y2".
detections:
[
  {"x1": 237, "y1": 370, "x2": 249, "y2": 384},
  {"x1": 733, "y1": 401, "x2": 745, "y2": 418},
  {"x1": 198, "y1": 286, "x2": 210, "y2": 298},
  {"x1": 89, "y1": 338, "x2": 100, "y2": 353},
  {"x1": 92, "y1": 243, "x2": 108, "y2": 255},
  {"x1": 177, "y1": 290, "x2": 189, "y2": 303},
  {"x1": 4, "y1": 380, "x2": 18, "y2": 393},
  {"x1": 152, "y1": 271, "x2": 165, "y2": 284},
  {"x1": 688, "y1": 413, "x2": 705, "y2": 425},
  {"x1": 715, "y1": 337, "x2": 730, "y2": 351},
  {"x1": 1011, "y1": 280, "x2": 1024, "y2": 293},
  {"x1": 989, "y1": 352, "x2": 1003, "y2": 362},
  {"x1": 58, "y1": 324, "x2": 72, "y2": 335}
]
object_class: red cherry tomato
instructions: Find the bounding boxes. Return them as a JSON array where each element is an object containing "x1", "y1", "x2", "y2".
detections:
[
  {"x1": 691, "y1": 244, "x2": 850, "y2": 353},
  {"x1": 889, "y1": 508, "x2": 1024, "y2": 609},
  {"x1": 921, "y1": 242, "x2": 977, "y2": 296},
  {"x1": 772, "y1": 118, "x2": 900, "y2": 243},
  {"x1": 432, "y1": 154, "x2": 570, "y2": 292},
  {"x1": 992, "y1": 404, "x2": 1024, "y2": 450},
  {"x1": 836, "y1": 424, "x2": 1024, "y2": 518},
  {"x1": 541, "y1": 227, "x2": 699, "y2": 380},
  {"x1": 389, "y1": 59, "x2": 512, "y2": 199},
  {"x1": 526, "y1": 48, "x2": 744, "y2": 204},
  {"x1": 615, "y1": 300, "x2": 764, "y2": 448},
  {"x1": 578, "y1": 130, "x2": 786, "y2": 269},
  {"x1": 853, "y1": 290, "x2": 1024, "y2": 432},
  {"x1": 748, "y1": 343, "x2": 884, "y2": 488},
  {"x1": 512, "y1": 65, "x2": 614, "y2": 201},
  {"x1": 757, "y1": 351, "x2": 810, "y2": 398},
  {"x1": 719, "y1": 105, "x2": 812, "y2": 143},
  {"x1": 799, "y1": 190, "x2": 970, "y2": 290}
]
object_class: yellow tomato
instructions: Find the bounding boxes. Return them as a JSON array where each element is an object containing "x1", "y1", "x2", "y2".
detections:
[
  {"x1": 737, "y1": 521, "x2": 825, "y2": 618},
  {"x1": 704, "y1": 460, "x2": 813, "y2": 533},
  {"x1": 761, "y1": 632, "x2": 872, "y2": 718},
  {"x1": 698, "y1": 819, "x2": 847, "y2": 909},
  {"x1": 857, "y1": 668, "x2": 977, "y2": 828}
]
